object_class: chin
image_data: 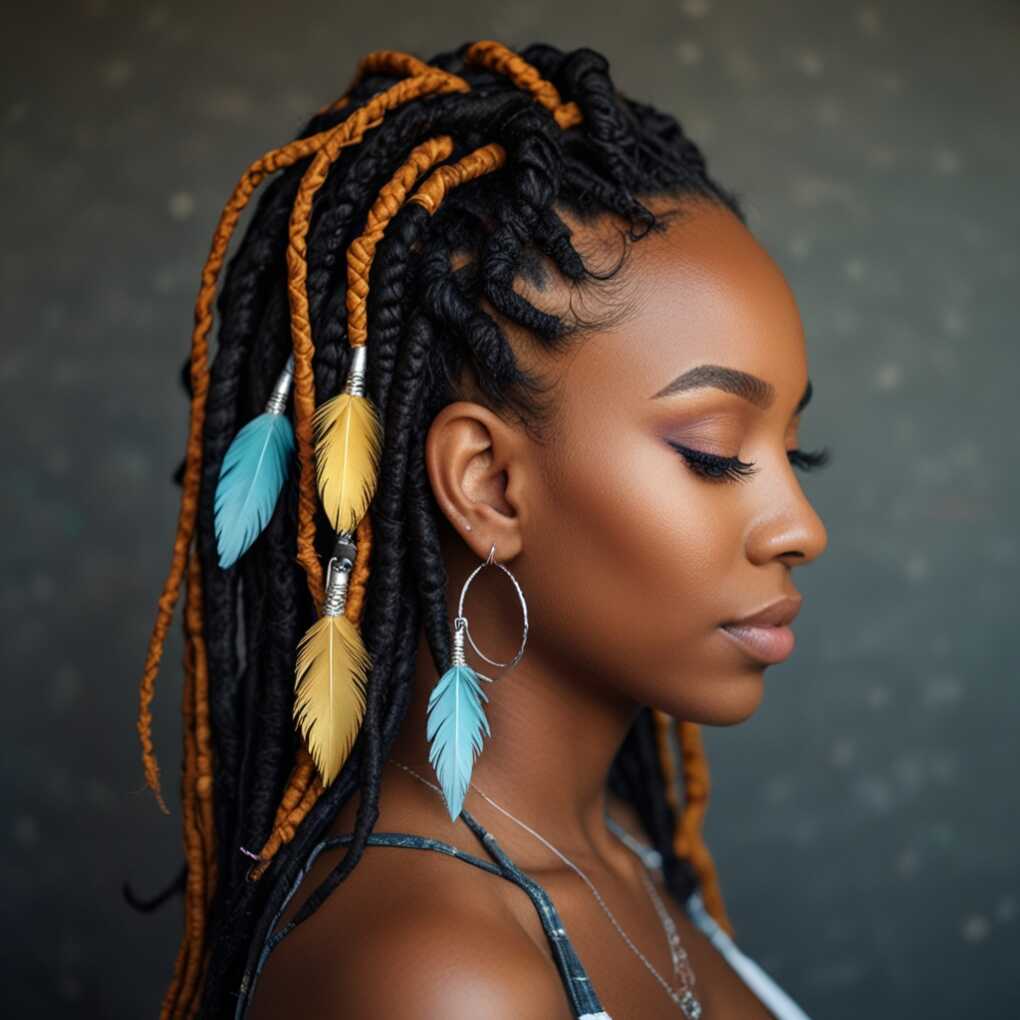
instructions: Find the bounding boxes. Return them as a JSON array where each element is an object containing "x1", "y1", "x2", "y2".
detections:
[{"x1": 662, "y1": 669, "x2": 766, "y2": 727}]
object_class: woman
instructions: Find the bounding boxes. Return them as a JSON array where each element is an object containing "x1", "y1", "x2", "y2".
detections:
[{"x1": 134, "y1": 39, "x2": 830, "y2": 1018}]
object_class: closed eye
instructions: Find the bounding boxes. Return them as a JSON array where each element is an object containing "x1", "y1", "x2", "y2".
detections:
[
  {"x1": 788, "y1": 446, "x2": 831, "y2": 471},
  {"x1": 668, "y1": 441, "x2": 833, "y2": 484}
]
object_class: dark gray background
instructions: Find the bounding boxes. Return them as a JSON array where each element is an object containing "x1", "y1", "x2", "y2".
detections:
[{"x1": 3, "y1": 1, "x2": 1017, "y2": 1016}]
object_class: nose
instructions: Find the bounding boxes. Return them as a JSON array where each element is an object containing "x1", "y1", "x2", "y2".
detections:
[{"x1": 746, "y1": 457, "x2": 829, "y2": 567}]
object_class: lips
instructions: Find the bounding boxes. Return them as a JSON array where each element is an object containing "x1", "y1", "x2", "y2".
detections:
[
  {"x1": 719, "y1": 623, "x2": 796, "y2": 664},
  {"x1": 719, "y1": 595, "x2": 802, "y2": 665}
]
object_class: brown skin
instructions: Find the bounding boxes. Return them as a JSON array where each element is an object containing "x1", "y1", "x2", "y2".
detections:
[{"x1": 250, "y1": 197, "x2": 828, "y2": 1019}]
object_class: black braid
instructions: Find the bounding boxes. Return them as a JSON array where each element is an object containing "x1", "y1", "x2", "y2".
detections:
[
  {"x1": 136, "y1": 40, "x2": 747, "y2": 1017},
  {"x1": 191, "y1": 164, "x2": 311, "y2": 893},
  {"x1": 289, "y1": 308, "x2": 442, "y2": 927}
]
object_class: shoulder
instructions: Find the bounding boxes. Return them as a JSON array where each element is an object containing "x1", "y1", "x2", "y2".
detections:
[
  {"x1": 339, "y1": 901, "x2": 571, "y2": 1019},
  {"x1": 249, "y1": 843, "x2": 572, "y2": 1020}
]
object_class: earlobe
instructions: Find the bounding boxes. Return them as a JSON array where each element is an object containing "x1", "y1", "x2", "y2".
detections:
[{"x1": 424, "y1": 400, "x2": 524, "y2": 560}]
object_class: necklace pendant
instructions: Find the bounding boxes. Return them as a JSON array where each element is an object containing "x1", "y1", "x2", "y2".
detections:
[{"x1": 679, "y1": 990, "x2": 703, "y2": 1019}]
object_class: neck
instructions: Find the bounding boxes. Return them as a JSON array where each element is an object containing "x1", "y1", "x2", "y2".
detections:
[{"x1": 386, "y1": 617, "x2": 644, "y2": 868}]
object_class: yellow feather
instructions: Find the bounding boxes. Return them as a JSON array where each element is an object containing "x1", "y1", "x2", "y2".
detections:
[
  {"x1": 293, "y1": 613, "x2": 371, "y2": 786},
  {"x1": 312, "y1": 392, "x2": 383, "y2": 534}
]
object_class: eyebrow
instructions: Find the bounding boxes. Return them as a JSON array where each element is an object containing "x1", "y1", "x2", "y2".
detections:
[{"x1": 650, "y1": 363, "x2": 813, "y2": 416}]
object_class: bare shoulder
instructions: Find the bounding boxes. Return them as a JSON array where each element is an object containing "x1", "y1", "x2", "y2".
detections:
[
  {"x1": 248, "y1": 842, "x2": 572, "y2": 1020},
  {"x1": 332, "y1": 902, "x2": 571, "y2": 1019}
]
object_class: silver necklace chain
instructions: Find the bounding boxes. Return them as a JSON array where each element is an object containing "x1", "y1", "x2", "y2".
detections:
[{"x1": 390, "y1": 759, "x2": 703, "y2": 1019}]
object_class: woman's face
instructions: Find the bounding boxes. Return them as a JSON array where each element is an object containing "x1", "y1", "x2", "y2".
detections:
[{"x1": 510, "y1": 197, "x2": 829, "y2": 726}]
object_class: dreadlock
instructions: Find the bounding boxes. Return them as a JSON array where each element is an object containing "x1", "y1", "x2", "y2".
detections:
[{"x1": 129, "y1": 39, "x2": 748, "y2": 1018}]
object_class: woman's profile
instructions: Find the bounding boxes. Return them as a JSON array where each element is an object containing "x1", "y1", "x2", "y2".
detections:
[{"x1": 135, "y1": 38, "x2": 831, "y2": 1019}]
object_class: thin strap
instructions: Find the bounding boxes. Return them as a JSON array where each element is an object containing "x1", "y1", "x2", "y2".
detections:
[
  {"x1": 233, "y1": 815, "x2": 610, "y2": 1019},
  {"x1": 601, "y1": 821, "x2": 810, "y2": 1020},
  {"x1": 458, "y1": 807, "x2": 610, "y2": 1017},
  {"x1": 685, "y1": 892, "x2": 812, "y2": 1020},
  {"x1": 604, "y1": 814, "x2": 664, "y2": 870},
  {"x1": 233, "y1": 831, "x2": 503, "y2": 1020}
]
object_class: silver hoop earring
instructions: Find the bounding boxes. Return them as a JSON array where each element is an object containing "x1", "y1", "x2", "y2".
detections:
[
  {"x1": 455, "y1": 542, "x2": 529, "y2": 682},
  {"x1": 425, "y1": 542, "x2": 528, "y2": 821}
]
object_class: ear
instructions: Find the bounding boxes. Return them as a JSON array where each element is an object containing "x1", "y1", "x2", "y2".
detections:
[{"x1": 424, "y1": 400, "x2": 526, "y2": 562}]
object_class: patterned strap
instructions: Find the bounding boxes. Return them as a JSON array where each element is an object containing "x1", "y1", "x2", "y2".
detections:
[{"x1": 457, "y1": 808, "x2": 612, "y2": 1018}]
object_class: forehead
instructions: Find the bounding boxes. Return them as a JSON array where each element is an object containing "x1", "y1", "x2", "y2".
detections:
[{"x1": 550, "y1": 198, "x2": 808, "y2": 409}]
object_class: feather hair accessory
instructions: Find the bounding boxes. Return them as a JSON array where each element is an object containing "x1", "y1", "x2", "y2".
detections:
[
  {"x1": 213, "y1": 355, "x2": 297, "y2": 569},
  {"x1": 312, "y1": 345, "x2": 383, "y2": 535},
  {"x1": 292, "y1": 345, "x2": 381, "y2": 787},
  {"x1": 293, "y1": 531, "x2": 371, "y2": 786}
]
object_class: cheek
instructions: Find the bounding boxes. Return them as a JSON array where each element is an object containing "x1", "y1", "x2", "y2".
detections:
[{"x1": 525, "y1": 415, "x2": 736, "y2": 686}]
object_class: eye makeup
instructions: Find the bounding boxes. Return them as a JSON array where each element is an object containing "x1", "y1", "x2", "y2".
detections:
[{"x1": 667, "y1": 440, "x2": 832, "y2": 484}]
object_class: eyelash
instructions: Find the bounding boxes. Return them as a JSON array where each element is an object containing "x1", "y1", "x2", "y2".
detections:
[{"x1": 668, "y1": 441, "x2": 832, "y2": 483}]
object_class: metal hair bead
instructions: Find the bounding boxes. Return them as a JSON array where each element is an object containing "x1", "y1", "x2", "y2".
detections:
[
  {"x1": 264, "y1": 353, "x2": 294, "y2": 416},
  {"x1": 322, "y1": 531, "x2": 357, "y2": 617},
  {"x1": 343, "y1": 345, "x2": 367, "y2": 398}
]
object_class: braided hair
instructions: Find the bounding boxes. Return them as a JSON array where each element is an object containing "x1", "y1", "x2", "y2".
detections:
[{"x1": 130, "y1": 39, "x2": 747, "y2": 1018}]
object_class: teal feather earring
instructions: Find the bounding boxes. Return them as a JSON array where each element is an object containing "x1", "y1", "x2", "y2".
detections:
[
  {"x1": 426, "y1": 544, "x2": 529, "y2": 822},
  {"x1": 426, "y1": 616, "x2": 492, "y2": 823},
  {"x1": 214, "y1": 354, "x2": 295, "y2": 568}
]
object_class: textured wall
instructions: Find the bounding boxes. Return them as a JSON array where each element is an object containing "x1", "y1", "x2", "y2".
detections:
[{"x1": 3, "y1": 1, "x2": 1017, "y2": 1017}]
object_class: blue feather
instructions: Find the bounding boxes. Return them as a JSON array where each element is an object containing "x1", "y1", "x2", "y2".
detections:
[
  {"x1": 426, "y1": 664, "x2": 492, "y2": 822},
  {"x1": 214, "y1": 411, "x2": 295, "y2": 569}
]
